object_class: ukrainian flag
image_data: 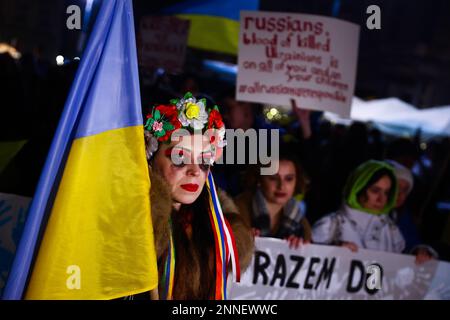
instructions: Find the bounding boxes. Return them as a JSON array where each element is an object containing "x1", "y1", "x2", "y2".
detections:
[
  {"x1": 3, "y1": 0, "x2": 158, "y2": 299},
  {"x1": 162, "y1": 0, "x2": 259, "y2": 55}
]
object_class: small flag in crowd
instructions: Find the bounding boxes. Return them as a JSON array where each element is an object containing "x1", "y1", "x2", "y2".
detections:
[{"x1": 163, "y1": 0, "x2": 260, "y2": 55}]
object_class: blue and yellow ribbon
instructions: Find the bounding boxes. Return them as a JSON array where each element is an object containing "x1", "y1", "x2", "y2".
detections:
[
  {"x1": 162, "y1": 172, "x2": 240, "y2": 300},
  {"x1": 162, "y1": 218, "x2": 175, "y2": 300}
]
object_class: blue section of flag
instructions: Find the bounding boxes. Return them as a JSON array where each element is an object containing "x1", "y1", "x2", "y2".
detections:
[
  {"x1": 75, "y1": 0, "x2": 142, "y2": 138},
  {"x1": 2, "y1": 0, "x2": 141, "y2": 299},
  {"x1": 161, "y1": 0, "x2": 259, "y2": 21}
]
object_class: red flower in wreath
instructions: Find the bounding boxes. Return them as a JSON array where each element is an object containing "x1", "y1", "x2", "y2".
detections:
[
  {"x1": 145, "y1": 105, "x2": 182, "y2": 142},
  {"x1": 208, "y1": 109, "x2": 224, "y2": 129}
]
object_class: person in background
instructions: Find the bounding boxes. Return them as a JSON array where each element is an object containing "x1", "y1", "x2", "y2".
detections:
[
  {"x1": 387, "y1": 160, "x2": 439, "y2": 263},
  {"x1": 312, "y1": 160, "x2": 405, "y2": 253},
  {"x1": 235, "y1": 149, "x2": 312, "y2": 249}
]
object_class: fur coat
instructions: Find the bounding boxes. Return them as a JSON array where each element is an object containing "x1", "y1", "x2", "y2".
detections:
[{"x1": 149, "y1": 170, "x2": 254, "y2": 300}]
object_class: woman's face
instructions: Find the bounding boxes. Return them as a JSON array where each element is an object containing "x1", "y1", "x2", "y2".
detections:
[
  {"x1": 153, "y1": 134, "x2": 212, "y2": 207},
  {"x1": 260, "y1": 160, "x2": 297, "y2": 206},
  {"x1": 359, "y1": 175, "x2": 392, "y2": 212}
]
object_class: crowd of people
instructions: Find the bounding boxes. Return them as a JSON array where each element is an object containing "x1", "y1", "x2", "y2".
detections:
[
  {"x1": 1, "y1": 47, "x2": 450, "y2": 299},
  {"x1": 140, "y1": 68, "x2": 450, "y2": 264}
]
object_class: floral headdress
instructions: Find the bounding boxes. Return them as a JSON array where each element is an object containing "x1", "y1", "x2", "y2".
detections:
[{"x1": 144, "y1": 92, "x2": 226, "y2": 162}]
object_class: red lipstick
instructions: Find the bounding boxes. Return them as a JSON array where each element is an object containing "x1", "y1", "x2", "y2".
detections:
[
  {"x1": 180, "y1": 184, "x2": 199, "y2": 192},
  {"x1": 274, "y1": 192, "x2": 287, "y2": 198}
]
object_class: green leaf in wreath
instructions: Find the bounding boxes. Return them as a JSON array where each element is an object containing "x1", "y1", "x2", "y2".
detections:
[
  {"x1": 144, "y1": 118, "x2": 154, "y2": 129},
  {"x1": 184, "y1": 92, "x2": 193, "y2": 99},
  {"x1": 163, "y1": 122, "x2": 175, "y2": 131},
  {"x1": 154, "y1": 129, "x2": 166, "y2": 138},
  {"x1": 154, "y1": 109, "x2": 161, "y2": 120}
]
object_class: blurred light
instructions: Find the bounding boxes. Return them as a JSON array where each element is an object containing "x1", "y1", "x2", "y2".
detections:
[
  {"x1": 56, "y1": 55, "x2": 64, "y2": 66},
  {"x1": 420, "y1": 142, "x2": 427, "y2": 150},
  {"x1": 436, "y1": 202, "x2": 450, "y2": 211},
  {"x1": 0, "y1": 43, "x2": 21, "y2": 59},
  {"x1": 156, "y1": 68, "x2": 165, "y2": 76},
  {"x1": 267, "y1": 113, "x2": 274, "y2": 120},
  {"x1": 73, "y1": 57, "x2": 80, "y2": 61},
  {"x1": 203, "y1": 60, "x2": 237, "y2": 83},
  {"x1": 269, "y1": 108, "x2": 278, "y2": 116}
]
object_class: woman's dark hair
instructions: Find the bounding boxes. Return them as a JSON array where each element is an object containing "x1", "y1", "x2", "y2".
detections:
[
  {"x1": 171, "y1": 188, "x2": 216, "y2": 299},
  {"x1": 356, "y1": 168, "x2": 396, "y2": 203}
]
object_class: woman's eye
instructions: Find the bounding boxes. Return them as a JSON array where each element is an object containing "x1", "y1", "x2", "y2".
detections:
[
  {"x1": 369, "y1": 187, "x2": 379, "y2": 194},
  {"x1": 172, "y1": 151, "x2": 187, "y2": 167},
  {"x1": 173, "y1": 161, "x2": 186, "y2": 168}
]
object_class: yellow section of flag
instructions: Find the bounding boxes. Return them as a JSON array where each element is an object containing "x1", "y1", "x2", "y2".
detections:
[
  {"x1": 26, "y1": 125, "x2": 157, "y2": 299},
  {"x1": 176, "y1": 14, "x2": 240, "y2": 55}
]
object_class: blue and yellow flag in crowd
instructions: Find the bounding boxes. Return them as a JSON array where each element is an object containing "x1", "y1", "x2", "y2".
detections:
[
  {"x1": 3, "y1": 0, "x2": 158, "y2": 299},
  {"x1": 163, "y1": 0, "x2": 259, "y2": 55}
]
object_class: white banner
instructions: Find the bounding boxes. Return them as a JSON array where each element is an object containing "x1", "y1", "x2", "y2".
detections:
[
  {"x1": 236, "y1": 11, "x2": 360, "y2": 116},
  {"x1": 138, "y1": 16, "x2": 190, "y2": 73},
  {"x1": 229, "y1": 238, "x2": 450, "y2": 300}
]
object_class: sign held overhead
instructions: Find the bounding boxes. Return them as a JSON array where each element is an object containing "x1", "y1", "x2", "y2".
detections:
[{"x1": 236, "y1": 11, "x2": 360, "y2": 117}]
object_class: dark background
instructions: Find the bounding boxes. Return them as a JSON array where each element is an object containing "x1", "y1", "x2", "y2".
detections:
[
  {"x1": 0, "y1": 1, "x2": 449, "y2": 262},
  {"x1": 1, "y1": 0, "x2": 450, "y2": 107}
]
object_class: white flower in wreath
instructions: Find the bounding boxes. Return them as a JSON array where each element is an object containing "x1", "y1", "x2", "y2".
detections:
[
  {"x1": 208, "y1": 127, "x2": 227, "y2": 165},
  {"x1": 217, "y1": 126, "x2": 227, "y2": 148},
  {"x1": 177, "y1": 97, "x2": 209, "y2": 130}
]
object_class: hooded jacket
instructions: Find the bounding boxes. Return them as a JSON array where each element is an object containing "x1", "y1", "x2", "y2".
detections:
[{"x1": 312, "y1": 160, "x2": 405, "y2": 253}]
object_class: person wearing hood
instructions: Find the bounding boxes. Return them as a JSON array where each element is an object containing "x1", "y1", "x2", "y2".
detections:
[
  {"x1": 312, "y1": 160, "x2": 405, "y2": 253},
  {"x1": 387, "y1": 160, "x2": 438, "y2": 263}
]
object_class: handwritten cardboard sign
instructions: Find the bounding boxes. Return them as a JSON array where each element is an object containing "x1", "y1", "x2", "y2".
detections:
[
  {"x1": 138, "y1": 16, "x2": 190, "y2": 73},
  {"x1": 236, "y1": 11, "x2": 360, "y2": 116}
]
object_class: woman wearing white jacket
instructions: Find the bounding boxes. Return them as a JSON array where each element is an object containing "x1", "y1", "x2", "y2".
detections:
[{"x1": 312, "y1": 160, "x2": 405, "y2": 253}]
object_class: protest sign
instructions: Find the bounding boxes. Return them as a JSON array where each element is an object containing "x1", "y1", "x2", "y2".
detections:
[
  {"x1": 138, "y1": 16, "x2": 190, "y2": 73},
  {"x1": 236, "y1": 11, "x2": 360, "y2": 116},
  {"x1": 229, "y1": 238, "x2": 450, "y2": 300}
]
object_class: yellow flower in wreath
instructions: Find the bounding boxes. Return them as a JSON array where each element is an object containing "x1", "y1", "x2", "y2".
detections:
[{"x1": 185, "y1": 102, "x2": 200, "y2": 119}]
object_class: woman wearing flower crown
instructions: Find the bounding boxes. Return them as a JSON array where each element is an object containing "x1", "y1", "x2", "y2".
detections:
[{"x1": 143, "y1": 92, "x2": 254, "y2": 300}]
